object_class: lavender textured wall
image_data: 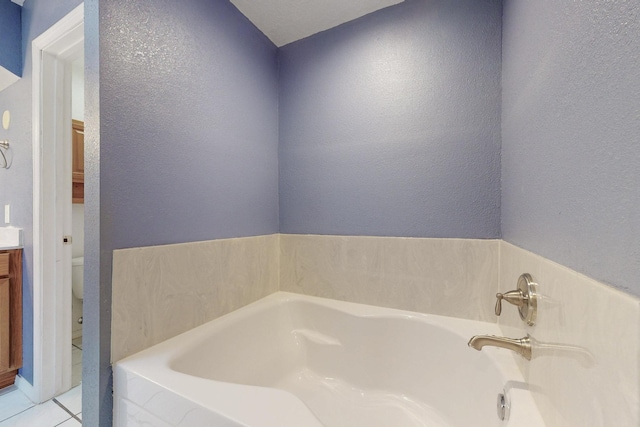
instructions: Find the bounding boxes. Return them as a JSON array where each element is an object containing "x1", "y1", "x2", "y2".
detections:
[
  {"x1": 0, "y1": 0, "x2": 21, "y2": 77},
  {"x1": 100, "y1": 0, "x2": 279, "y2": 250},
  {"x1": 0, "y1": 0, "x2": 83, "y2": 386},
  {"x1": 278, "y1": 0, "x2": 502, "y2": 238},
  {"x1": 501, "y1": 0, "x2": 640, "y2": 296},
  {"x1": 87, "y1": 1, "x2": 279, "y2": 424}
]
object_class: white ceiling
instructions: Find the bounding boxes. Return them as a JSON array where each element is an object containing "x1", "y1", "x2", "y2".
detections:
[
  {"x1": 8, "y1": 1, "x2": 404, "y2": 46},
  {"x1": 230, "y1": 0, "x2": 404, "y2": 47}
]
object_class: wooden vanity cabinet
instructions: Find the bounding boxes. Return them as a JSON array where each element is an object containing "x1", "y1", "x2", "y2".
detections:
[
  {"x1": 72, "y1": 119, "x2": 84, "y2": 204},
  {"x1": 0, "y1": 249, "x2": 22, "y2": 389}
]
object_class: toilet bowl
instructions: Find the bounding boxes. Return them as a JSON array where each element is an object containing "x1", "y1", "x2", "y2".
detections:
[{"x1": 72, "y1": 256, "x2": 84, "y2": 300}]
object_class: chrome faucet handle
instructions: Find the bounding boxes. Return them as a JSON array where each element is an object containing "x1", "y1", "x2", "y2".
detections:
[
  {"x1": 495, "y1": 290, "x2": 526, "y2": 316},
  {"x1": 495, "y1": 273, "x2": 538, "y2": 326}
]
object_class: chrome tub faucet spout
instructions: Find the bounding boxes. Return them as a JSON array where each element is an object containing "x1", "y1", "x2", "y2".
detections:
[{"x1": 468, "y1": 335, "x2": 532, "y2": 360}]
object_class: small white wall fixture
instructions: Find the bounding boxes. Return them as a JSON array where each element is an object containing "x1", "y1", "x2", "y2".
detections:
[{"x1": 17, "y1": 4, "x2": 84, "y2": 403}]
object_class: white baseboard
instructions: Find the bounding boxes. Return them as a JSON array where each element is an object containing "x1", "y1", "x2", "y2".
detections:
[{"x1": 15, "y1": 375, "x2": 40, "y2": 404}]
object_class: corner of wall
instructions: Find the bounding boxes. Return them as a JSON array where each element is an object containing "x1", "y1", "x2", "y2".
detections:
[{"x1": 110, "y1": 235, "x2": 279, "y2": 363}]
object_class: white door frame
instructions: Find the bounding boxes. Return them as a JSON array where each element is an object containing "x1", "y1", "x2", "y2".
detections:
[{"x1": 16, "y1": 4, "x2": 84, "y2": 404}]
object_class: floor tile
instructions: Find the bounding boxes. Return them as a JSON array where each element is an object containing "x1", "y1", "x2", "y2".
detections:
[
  {"x1": 0, "y1": 400, "x2": 70, "y2": 427},
  {"x1": 55, "y1": 417, "x2": 81, "y2": 426},
  {"x1": 72, "y1": 347, "x2": 82, "y2": 366},
  {"x1": 0, "y1": 388, "x2": 34, "y2": 422},
  {"x1": 71, "y1": 365, "x2": 82, "y2": 387},
  {"x1": 71, "y1": 343, "x2": 83, "y2": 387},
  {"x1": 55, "y1": 385, "x2": 82, "y2": 415},
  {"x1": 72, "y1": 337, "x2": 82, "y2": 350},
  {"x1": 72, "y1": 363, "x2": 82, "y2": 388},
  {"x1": 0, "y1": 387, "x2": 17, "y2": 398}
]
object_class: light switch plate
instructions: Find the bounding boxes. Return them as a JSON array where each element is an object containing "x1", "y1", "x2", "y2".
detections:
[{"x1": 4, "y1": 205, "x2": 9, "y2": 224}]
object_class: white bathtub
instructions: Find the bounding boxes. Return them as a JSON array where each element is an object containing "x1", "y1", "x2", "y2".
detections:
[{"x1": 113, "y1": 292, "x2": 546, "y2": 427}]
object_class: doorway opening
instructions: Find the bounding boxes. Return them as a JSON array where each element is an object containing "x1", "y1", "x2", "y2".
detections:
[{"x1": 16, "y1": 4, "x2": 84, "y2": 405}]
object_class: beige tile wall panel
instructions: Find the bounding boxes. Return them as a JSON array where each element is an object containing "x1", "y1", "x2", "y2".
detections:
[
  {"x1": 111, "y1": 234, "x2": 279, "y2": 362},
  {"x1": 498, "y1": 241, "x2": 640, "y2": 427},
  {"x1": 280, "y1": 234, "x2": 499, "y2": 322},
  {"x1": 110, "y1": 234, "x2": 640, "y2": 427}
]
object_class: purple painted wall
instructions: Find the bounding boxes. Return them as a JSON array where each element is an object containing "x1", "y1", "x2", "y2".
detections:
[
  {"x1": 0, "y1": 0, "x2": 21, "y2": 77},
  {"x1": 278, "y1": 0, "x2": 502, "y2": 238},
  {"x1": 501, "y1": 0, "x2": 640, "y2": 297},
  {"x1": 99, "y1": 1, "x2": 279, "y2": 250},
  {"x1": 0, "y1": 0, "x2": 83, "y2": 386},
  {"x1": 86, "y1": 0, "x2": 279, "y2": 424},
  {"x1": 7, "y1": 0, "x2": 636, "y2": 424}
]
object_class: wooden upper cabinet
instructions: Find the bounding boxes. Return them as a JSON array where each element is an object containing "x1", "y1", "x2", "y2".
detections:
[{"x1": 72, "y1": 119, "x2": 84, "y2": 204}]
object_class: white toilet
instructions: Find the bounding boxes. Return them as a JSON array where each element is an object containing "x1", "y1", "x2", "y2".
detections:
[{"x1": 72, "y1": 256, "x2": 84, "y2": 300}]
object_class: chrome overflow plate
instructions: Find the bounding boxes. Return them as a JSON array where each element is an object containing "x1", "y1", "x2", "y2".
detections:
[{"x1": 497, "y1": 391, "x2": 510, "y2": 421}]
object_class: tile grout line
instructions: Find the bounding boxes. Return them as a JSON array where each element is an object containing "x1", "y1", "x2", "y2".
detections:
[
  {"x1": 0, "y1": 404, "x2": 36, "y2": 424},
  {"x1": 52, "y1": 398, "x2": 82, "y2": 424}
]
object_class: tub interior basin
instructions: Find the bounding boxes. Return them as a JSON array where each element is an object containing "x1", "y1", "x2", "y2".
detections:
[{"x1": 167, "y1": 295, "x2": 514, "y2": 427}]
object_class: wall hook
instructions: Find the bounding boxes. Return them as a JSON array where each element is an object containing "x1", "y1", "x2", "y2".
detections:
[{"x1": 0, "y1": 140, "x2": 11, "y2": 169}]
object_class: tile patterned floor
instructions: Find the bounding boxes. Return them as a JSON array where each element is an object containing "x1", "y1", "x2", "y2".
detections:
[
  {"x1": 0, "y1": 341, "x2": 83, "y2": 426},
  {"x1": 72, "y1": 337, "x2": 82, "y2": 388},
  {"x1": 0, "y1": 386, "x2": 82, "y2": 426}
]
